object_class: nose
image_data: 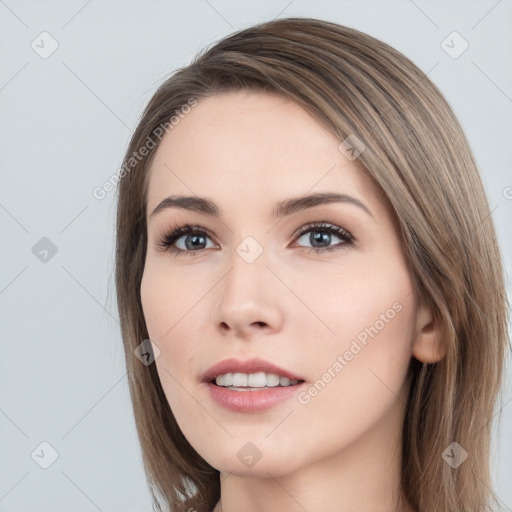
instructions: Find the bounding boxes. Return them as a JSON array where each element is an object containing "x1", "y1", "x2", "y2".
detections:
[{"x1": 213, "y1": 249, "x2": 284, "y2": 340}]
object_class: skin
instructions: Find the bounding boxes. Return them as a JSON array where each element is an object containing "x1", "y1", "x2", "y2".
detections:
[{"x1": 141, "y1": 90, "x2": 445, "y2": 512}]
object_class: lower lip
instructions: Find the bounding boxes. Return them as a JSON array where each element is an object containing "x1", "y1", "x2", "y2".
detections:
[{"x1": 205, "y1": 382, "x2": 305, "y2": 413}]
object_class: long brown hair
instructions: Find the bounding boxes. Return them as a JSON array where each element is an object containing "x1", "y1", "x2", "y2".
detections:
[{"x1": 115, "y1": 17, "x2": 510, "y2": 512}]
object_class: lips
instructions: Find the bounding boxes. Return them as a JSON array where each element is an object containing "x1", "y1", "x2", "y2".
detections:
[{"x1": 201, "y1": 357, "x2": 305, "y2": 383}]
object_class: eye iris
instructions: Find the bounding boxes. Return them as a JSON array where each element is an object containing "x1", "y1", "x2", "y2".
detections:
[
  {"x1": 311, "y1": 231, "x2": 331, "y2": 247},
  {"x1": 186, "y1": 233, "x2": 206, "y2": 250}
]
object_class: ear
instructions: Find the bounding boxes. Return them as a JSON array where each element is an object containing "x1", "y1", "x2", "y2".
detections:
[{"x1": 412, "y1": 301, "x2": 445, "y2": 363}]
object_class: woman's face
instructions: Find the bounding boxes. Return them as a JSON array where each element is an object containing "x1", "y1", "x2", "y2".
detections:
[{"x1": 141, "y1": 90, "x2": 431, "y2": 477}]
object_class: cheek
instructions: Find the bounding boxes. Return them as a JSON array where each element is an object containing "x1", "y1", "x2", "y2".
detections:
[
  {"x1": 140, "y1": 260, "x2": 196, "y2": 343},
  {"x1": 296, "y1": 252, "x2": 415, "y2": 395},
  {"x1": 312, "y1": 271, "x2": 414, "y2": 409},
  {"x1": 141, "y1": 266, "x2": 201, "y2": 428},
  {"x1": 140, "y1": 260, "x2": 203, "y2": 385},
  {"x1": 334, "y1": 270, "x2": 413, "y2": 352}
]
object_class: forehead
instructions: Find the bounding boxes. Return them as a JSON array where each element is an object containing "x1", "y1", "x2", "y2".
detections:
[{"x1": 145, "y1": 90, "x2": 379, "y2": 218}]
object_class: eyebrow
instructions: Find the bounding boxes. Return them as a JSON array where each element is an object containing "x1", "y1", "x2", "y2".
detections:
[{"x1": 149, "y1": 192, "x2": 374, "y2": 220}]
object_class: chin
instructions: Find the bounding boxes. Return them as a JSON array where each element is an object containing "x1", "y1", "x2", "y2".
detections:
[
  {"x1": 195, "y1": 437, "x2": 306, "y2": 478},
  {"x1": 213, "y1": 456, "x2": 298, "y2": 478}
]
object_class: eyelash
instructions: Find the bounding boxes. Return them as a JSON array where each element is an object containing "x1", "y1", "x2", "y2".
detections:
[{"x1": 156, "y1": 221, "x2": 354, "y2": 257}]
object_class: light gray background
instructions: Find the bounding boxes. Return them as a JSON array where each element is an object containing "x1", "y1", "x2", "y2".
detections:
[{"x1": 1, "y1": 1, "x2": 511, "y2": 511}]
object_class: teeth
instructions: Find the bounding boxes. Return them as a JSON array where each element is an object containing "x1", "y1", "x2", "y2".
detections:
[
  {"x1": 214, "y1": 372, "x2": 300, "y2": 388},
  {"x1": 279, "y1": 376, "x2": 291, "y2": 386},
  {"x1": 232, "y1": 372, "x2": 248, "y2": 386},
  {"x1": 248, "y1": 372, "x2": 267, "y2": 387}
]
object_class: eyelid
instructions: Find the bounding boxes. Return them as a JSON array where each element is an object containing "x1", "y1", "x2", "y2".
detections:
[{"x1": 292, "y1": 221, "x2": 352, "y2": 241}]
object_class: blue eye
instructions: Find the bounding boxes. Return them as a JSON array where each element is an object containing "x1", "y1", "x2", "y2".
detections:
[
  {"x1": 294, "y1": 222, "x2": 354, "y2": 253},
  {"x1": 157, "y1": 222, "x2": 354, "y2": 257},
  {"x1": 157, "y1": 223, "x2": 214, "y2": 257}
]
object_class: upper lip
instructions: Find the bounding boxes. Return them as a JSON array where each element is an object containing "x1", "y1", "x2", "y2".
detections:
[{"x1": 201, "y1": 357, "x2": 305, "y2": 383}]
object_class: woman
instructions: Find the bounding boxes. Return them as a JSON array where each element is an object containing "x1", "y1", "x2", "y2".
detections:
[{"x1": 115, "y1": 17, "x2": 509, "y2": 512}]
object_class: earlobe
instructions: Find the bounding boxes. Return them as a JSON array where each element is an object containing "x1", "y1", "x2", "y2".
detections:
[{"x1": 411, "y1": 303, "x2": 446, "y2": 363}]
